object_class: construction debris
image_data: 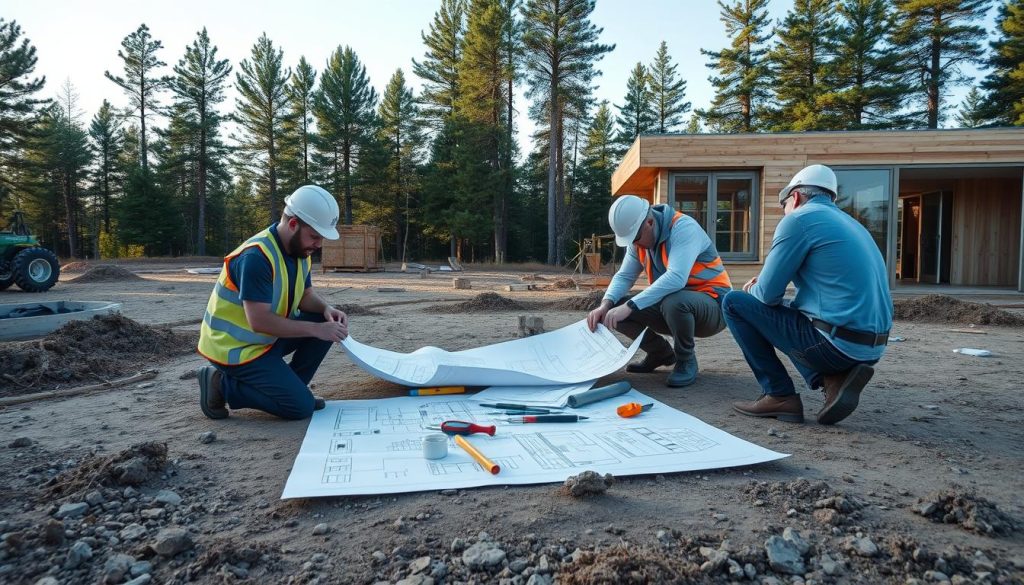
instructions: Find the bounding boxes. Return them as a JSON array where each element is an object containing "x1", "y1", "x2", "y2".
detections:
[
  {"x1": 517, "y1": 316, "x2": 545, "y2": 337},
  {"x1": 452, "y1": 278, "x2": 471, "y2": 290}
]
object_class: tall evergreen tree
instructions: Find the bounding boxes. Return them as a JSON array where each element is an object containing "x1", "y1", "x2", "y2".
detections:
[
  {"x1": 171, "y1": 27, "x2": 231, "y2": 255},
  {"x1": 313, "y1": 46, "x2": 377, "y2": 225},
  {"x1": 233, "y1": 33, "x2": 291, "y2": 221},
  {"x1": 829, "y1": 0, "x2": 916, "y2": 129},
  {"x1": 105, "y1": 24, "x2": 169, "y2": 172},
  {"x1": 980, "y1": 0, "x2": 1024, "y2": 125},
  {"x1": 892, "y1": 0, "x2": 991, "y2": 128},
  {"x1": 0, "y1": 18, "x2": 46, "y2": 209},
  {"x1": 280, "y1": 57, "x2": 317, "y2": 190},
  {"x1": 413, "y1": 0, "x2": 468, "y2": 126},
  {"x1": 88, "y1": 100, "x2": 123, "y2": 233},
  {"x1": 575, "y1": 101, "x2": 616, "y2": 242},
  {"x1": 769, "y1": 0, "x2": 840, "y2": 130},
  {"x1": 648, "y1": 41, "x2": 690, "y2": 133},
  {"x1": 615, "y1": 62, "x2": 656, "y2": 149},
  {"x1": 955, "y1": 86, "x2": 989, "y2": 126},
  {"x1": 522, "y1": 0, "x2": 613, "y2": 265},
  {"x1": 377, "y1": 69, "x2": 424, "y2": 260},
  {"x1": 699, "y1": 0, "x2": 774, "y2": 132}
]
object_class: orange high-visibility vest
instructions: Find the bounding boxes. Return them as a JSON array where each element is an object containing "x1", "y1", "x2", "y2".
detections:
[{"x1": 636, "y1": 211, "x2": 733, "y2": 299}]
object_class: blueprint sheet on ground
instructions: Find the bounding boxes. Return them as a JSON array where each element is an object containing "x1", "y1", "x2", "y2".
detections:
[
  {"x1": 339, "y1": 319, "x2": 642, "y2": 387},
  {"x1": 281, "y1": 390, "x2": 788, "y2": 498}
]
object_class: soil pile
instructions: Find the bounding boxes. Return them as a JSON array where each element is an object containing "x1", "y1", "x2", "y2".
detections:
[
  {"x1": 427, "y1": 292, "x2": 535, "y2": 313},
  {"x1": 550, "y1": 277, "x2": 578, "y2": 289},
  {"x1": 59, "y1": 261, "x2": 92, "y2": 274},
  {"x1": 520, "y1": 274, "x2": 547, "y2": 282},
  {"x1": 913, "y1": 488, "x2": 1018, "y2": 536},
  {"x1": 894, "y1": 295, "x2": 1024, "y2": 326},
  {"x1": 334, "y1": 303, "x2": 381, "y2": 316},
  {"x1": 544, "y1": 291, "x2": 604, "y2": 311},
  {"x1": 70, "y1": 264, "x2": 142, "y2": 283},
  {"x1": 44, "y1": 442, "x2": 168, "y2": 499},
  {"x1": 0, "y1": 314, "x2": 196, "y2": 396},
  {"x1": 559, "y1": 543, "x2": 693, "y2": 584}
]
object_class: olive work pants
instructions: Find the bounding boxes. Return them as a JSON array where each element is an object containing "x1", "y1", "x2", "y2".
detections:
[{"x1": 613, "y1": 289, "x2": 726, "y2": 363}]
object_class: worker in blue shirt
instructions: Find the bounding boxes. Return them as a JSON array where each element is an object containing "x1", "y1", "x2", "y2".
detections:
[
  {"x1": 723, "y1": 165, "x2": 892, "y2": 425},
  {"x1": 197, "y1": 185, "x2": 348, "y2": 420}
]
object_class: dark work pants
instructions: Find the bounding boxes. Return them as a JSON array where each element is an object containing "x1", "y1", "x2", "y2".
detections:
[
  {"x1": 212, "y1": 311, "x2": 334, "y2": 420},
  {"x1": 614, "y1": 289, "x2": 726, "y2": 363},
  {"x1": 721, "y1": 290, "x2": 875, "y2": 397}
]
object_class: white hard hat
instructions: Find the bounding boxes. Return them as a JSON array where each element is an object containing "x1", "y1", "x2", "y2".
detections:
[
  {"x1": 609, "y1": 195, "x2": 651, "y2": 247},
  {"x1": 779, "y1": 164, "x2": 838, "y2": 203},
  {"x1": 284, "y1": 185, "x2": 340, "y2": 239}
]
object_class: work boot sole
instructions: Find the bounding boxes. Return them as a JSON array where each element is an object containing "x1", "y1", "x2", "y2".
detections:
[
  {"x1": 625, "y1": 352, "x2": 675, "y2": 373},
  {"x1": 199, "y1": 366, "x2": 229, "y2": 420},
  {"x1": 732, "y1": 404, "x2": 805, "y2": 423},
  {"x1": 817, "y1": 364, "x2": 874, "y2": 425}
]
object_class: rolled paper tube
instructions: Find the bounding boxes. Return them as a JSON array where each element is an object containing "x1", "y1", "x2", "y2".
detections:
[
  {"x1": 567, "y1": 380, "x2": 632, "y2": 408},
  {"x1": 422, "y1": 433, "x2": 449, "y2": 460},
  {"x1": 454, "y1": 435, "x2": 500, "y2": 474}
]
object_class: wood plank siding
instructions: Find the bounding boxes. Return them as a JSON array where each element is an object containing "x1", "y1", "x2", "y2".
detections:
[{"x1": 611, "y1": 129, "x2": 1024, "y2": 288}]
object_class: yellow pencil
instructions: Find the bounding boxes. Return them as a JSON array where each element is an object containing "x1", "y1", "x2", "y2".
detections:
[
  {"x1": 408, "y1": 386, "x2": 465, "y2": 396},
  {"x1": 454, "y1": 435, "x2": 500, "y2": 475}
]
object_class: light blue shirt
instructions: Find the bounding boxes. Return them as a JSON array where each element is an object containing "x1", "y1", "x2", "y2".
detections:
[{"x1": 751, "y1": 197, "x2": 893, "y2": 362}]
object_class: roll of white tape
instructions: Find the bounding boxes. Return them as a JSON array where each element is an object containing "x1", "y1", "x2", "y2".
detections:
[{"x1": 422, "y1": 433, "x2": 449, "y2": 460}]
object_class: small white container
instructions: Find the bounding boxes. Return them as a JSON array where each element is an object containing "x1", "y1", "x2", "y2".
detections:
[{"x1": 422, "y1": 433, "x2": 449, "y2": 459}]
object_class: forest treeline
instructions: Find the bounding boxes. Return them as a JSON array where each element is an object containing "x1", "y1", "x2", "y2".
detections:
[{"x1": 0, "y1": 0, "x2": 1021, "y2": 264}]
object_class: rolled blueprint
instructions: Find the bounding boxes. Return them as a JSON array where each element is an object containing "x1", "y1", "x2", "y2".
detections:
[{"x1": 567, "y1": 380, "x2": 632, "y2": 408}]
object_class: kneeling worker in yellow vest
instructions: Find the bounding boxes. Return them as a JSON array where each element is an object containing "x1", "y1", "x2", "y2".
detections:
[
  {"x1": 196, "y1": 185, "x2": 348, "y2": 420},
  {"x1": 587, "y1": 195, "x2": 733, "y2": 387}
]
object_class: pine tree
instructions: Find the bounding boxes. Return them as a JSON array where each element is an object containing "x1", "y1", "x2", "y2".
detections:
[
  {"x1": 648, "y1": 41, "x2": 690, "y2": 133},
  {"x1": 769, "y1": 0, "x2": 840, "y2": 130},
  {"x1": 105, "y1": 24, "x2": 169, "y2": 172},
  {"x1": 698, "y1": 0, "x2": 774, "y2": 132},
  {"x1": 313, "y1": 45, "x2": 377, "y2": 225},
  {"x1": 233, "y1": 34, "x2": 291, "y2": 221},
  {"x1": 980, "y1": 0, "x2": 1024, "y2": 125},
  {"x1": 892, "y1": 0, "x2": 991, "y2": 128},
  {"x1": 171, "y1": 28, "x2": 231, "y2": 255},
  {"x1": 280, "y1": 57, "x2": 317, "y2": 191},
  {"x1": 686, "y1": 114, "x2": 703, "y2": 133},
  {"x1": 829, "y1": 0, "x2": 916, "y2": 129},
  {"x1": 377, "y1": 69, "x2": 424, "y2": 260},
  {"x1": 413, "y1": 0, "x2": 467, "y2": 126},
  {"x1": 0, "y1": 18, "x2": 47, "y2": 207},
  {"x1": 615, "y1": 62, "x2": 656, "y2": 149},
  {"x1": 955, "y1": 86, "x2": 990, "y2": 126},
  {"x1": 88, "y1": 100, "x2": 123, "y2": 234},
  {"x1": 575, "y1": 101, "x2": 616, "y2": 242},
  {"x1": 522, "y1": 0, "x2": 614, "y2": 265}
]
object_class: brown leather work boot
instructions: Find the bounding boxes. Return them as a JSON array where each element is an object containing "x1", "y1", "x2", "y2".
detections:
[
  {"x1": 818, "y1": 364, "x2": 874, "y2": 425},
  {"x1": 732, "y1": 394, "x2": 804, "y2": 423},
  {"x1": 199, "y1": 366, "x2": 228, "y2": 420}
]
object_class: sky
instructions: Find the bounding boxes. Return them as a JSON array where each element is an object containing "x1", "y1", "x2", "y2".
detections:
[{"x1": 5, "y1": 0, "x2": 1002, "y2": 156}]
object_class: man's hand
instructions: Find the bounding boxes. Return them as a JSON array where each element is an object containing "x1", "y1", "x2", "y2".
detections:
[
  {"x1": 324, "y1": 306, "x2": 347, "y2": 325},
  {"x1": 743, "y1": 275, "x2": 759, "y2": 293},
  {"x1": 313, "y1": 319, "x2": 348, "y2": 342},
  {"x1": 586, "y1": 301, "x2": 613, "y2": 332},
  {"x1": 602, "y1": 304, "x2": 632, "y2": 331}
]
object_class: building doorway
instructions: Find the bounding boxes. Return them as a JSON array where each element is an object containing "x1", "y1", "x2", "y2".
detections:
[{"x1": 899, "y1": 191, "x2": 952, "y2": 284}]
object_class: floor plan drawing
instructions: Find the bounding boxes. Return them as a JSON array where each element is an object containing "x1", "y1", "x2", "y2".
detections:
[{"x1": 283, "y1": 390, "x2": 788, "y2": 498}]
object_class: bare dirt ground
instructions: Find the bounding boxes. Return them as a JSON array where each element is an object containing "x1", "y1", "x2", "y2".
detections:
[{"x1": 1, "y1": 261, "x2": 1023, "y2": 585}]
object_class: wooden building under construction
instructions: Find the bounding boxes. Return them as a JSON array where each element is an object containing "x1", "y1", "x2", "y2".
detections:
[{"x1": 611, "y1": 128, "x2": 1024, "y2": 292}]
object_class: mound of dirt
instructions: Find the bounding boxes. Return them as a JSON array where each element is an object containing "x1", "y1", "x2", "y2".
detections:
[
  {"x1": 520, "y1": 274, "x2": 547, "y2": 282},
  {"x1": 544, "y1": 291, "x2": 604, "y2": 311},
  {"x1": 43, "y1": 442, "x2": 168, "y2": 499},
  {"x1": 427, "y1": 292, "x2": 536, "y2": 313},
  {"x1": 69, "y1": 264, "x2": 142, "y2": 283},
  {"x1": 551, "y1": 277, "x2": 577, "y2": 289},
  {"x1": 557, "y1": 542, "x2": 694, "y2": 584},
  {"x1": 0, "y1": 314, "x2": 196, "y2": 397},
  {"x1": 334, "y1": 303, "x2": 381, "y2": 316},
  {"x1": 58, "y1": 261, "x2": 92, "y2": 274},
  {"x1": 894, "y1": 295, "x2": 1024, "y2": 326},
  {"x1": 914, "y1": 488, "x2": 1018, "y2": 536}
]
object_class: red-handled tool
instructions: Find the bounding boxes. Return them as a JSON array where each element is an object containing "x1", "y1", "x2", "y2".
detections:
[{"x1": 426, "y1": 420, "x2": 496, "y2": 436}]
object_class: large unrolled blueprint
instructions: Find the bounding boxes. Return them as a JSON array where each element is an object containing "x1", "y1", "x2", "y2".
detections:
[{"x1": 340, "y1": 319, "x2": 643, "y2": 387}]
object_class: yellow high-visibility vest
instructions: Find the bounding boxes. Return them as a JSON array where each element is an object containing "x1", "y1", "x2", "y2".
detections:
[{"x1": 197, "y1": 228, "x2": 310, "y2": 365}]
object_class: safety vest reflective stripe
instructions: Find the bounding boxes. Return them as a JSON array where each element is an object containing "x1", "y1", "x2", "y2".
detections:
[
  {"x1": 197, "y1": 228, "x2": 310, "y2": 365},
  {"x1": 636, "y1": 212, "x2": 733, "y2": 299}
]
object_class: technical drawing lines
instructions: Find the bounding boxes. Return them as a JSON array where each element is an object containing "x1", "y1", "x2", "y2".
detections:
[
  {"x1": 598, "y1": 426, "x2": 719, "y2": 458},
  {"x1": 514, "y1": 432, "x2": 620, "y2": 470},
  {"x1": 322, "y1": 457, "x2": 352, "y2": 484}
]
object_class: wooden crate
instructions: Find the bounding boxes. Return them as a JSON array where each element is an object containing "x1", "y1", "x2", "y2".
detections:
[{"x1": 321, "y1": 225, "x2": 383, "y2": 272}]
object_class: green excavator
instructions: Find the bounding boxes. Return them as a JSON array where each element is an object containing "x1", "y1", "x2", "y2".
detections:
[{"x1": 0, "y1": 212, "x2": 61, "y2": 292}]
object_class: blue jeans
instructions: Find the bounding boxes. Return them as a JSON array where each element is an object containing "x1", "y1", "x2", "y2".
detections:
[
  {"x1": 212, "y1": 311, "x2": 334, "y2": 420},
  {"x1": 722, "y1": 291, "x2": 871, "y2": 397}
]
